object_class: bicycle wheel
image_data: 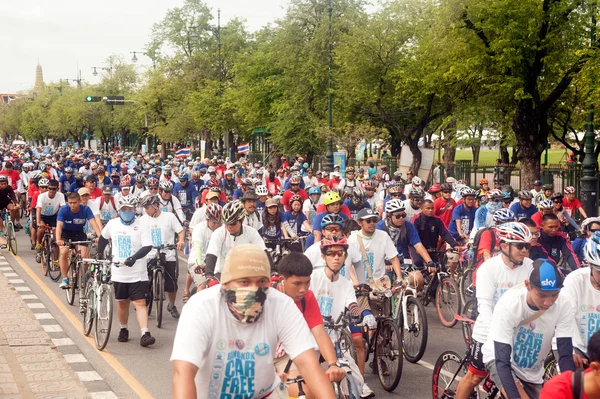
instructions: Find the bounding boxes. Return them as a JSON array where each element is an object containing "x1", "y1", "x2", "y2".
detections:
[
  {"x1": 432, "y1": 350, "x2": 467, "y2": 399},
  {"x1": 375, "y1": 319, "x2": 403, "y2": 392},
  {"x1": 65, "y1": 259, "x2": 77, "y2": 306},
  {"x1": 94, "y1": 284, "x2": 114, "y2": 351},
  {"x1": 402, "y1": 296, "x2": 428, "y2": 363},
  {"x1": 7, "y1": 222, "x2": 17, "y2": 256},
  {"x1": 459, "y1": 268, "x2": 474, "y2": 304},
  {"x1": 47, "y1": 242, "x2": 61, "y2": 282},
  {"x1": 340, "y1": 328, "x2": 358, "y2": 364},
  {"x1": 543, "y1": 352, "x2": 558, "y2": 382},
  {"x1": 82, "y1": 281, "x2": 94, "y2": 336},
  {"x1": 154, "y1": 269, "x2": 164, "y2": 328},
  {"x1": 41, "y1": 236, "x2": 49, "y2": 277},
  {"x1": 146, "y1": 278, "x2": 154, "y2": 316},
  {"x1": 436, "y1": 277, "x2": 461, "y2": 328},
  {"x1": 333, "y1": 375, "x2": 360, "y2": 399},
  {"x1": 461, "y1": 299, "x2": 475, "y2": 347}
]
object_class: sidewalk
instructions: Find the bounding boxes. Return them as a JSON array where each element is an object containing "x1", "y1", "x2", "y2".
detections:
[{"x1": 0, "y1": 252, "x2": 116, "y2": 399}]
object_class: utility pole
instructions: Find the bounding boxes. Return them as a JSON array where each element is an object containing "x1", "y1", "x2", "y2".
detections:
[
  {"x1": 581, "y1": 12, "x2": 599, "y2": 217},
  {"x1": 325, "y1": 0, "x2": 334, "y2": 170}
]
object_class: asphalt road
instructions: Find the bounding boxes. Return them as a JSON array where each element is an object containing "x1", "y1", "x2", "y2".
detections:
[{"x1": 5, "y1": 229, "x2": 466, "y2": 398}]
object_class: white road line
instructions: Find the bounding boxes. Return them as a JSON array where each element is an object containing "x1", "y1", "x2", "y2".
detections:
[
  {"x1": 42, "y1": 325, "x2": 63, "y2": 333},
  {"x1": 8, "y1": 278, "x2": 24, "y2": 284},
  {"x1": 64, "y1": 353, "x2": 87, "y2": 363},
  {"x1": 34, "y1": 312, "x2": 53, "y2": 319},
  {"x1": 76, "y1": 371, "x2": 103, "y2": 382},
  {"x1": 91, "y1": 392, "x2": 119, "y2": 399},
  {"x1": 27, "y1": 303, "x2": 45, "y2": 309},
  {"x1": 15, "y1": 286, "x2": 31, "y2": 291},
  {"x1": 20, "y1": 294, "x2": 38, "y2": 299},
  {"x1": 51, "y1": 337, "x2": 75, "y2": 346}
]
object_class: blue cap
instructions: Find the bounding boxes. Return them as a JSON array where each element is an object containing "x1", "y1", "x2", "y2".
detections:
[{"x1": 530, "y1": 259, "x2": 564, "y2": 291}]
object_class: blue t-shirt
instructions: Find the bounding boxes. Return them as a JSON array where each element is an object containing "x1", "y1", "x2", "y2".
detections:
[
  {"x1": 282, "y1": 211, "x2": 307, "y2": 236},
  {"x1": 59, "y1": 175, "x2": 75, "y2": 193},
  {"x1": 509, "y1": 202, "x2": 538, "y2": 220},
  {"x1": 571, "y1": 237, "x2": 587, "y2": 262},
  {"x1": 173, "y1": 182, "x2": 198, "y2": 210},
  {"x1": 305, "y1": 212, "x2": 349, "y2": 248},
  {"x1": 376, "y1": 219, "x2": 421, "y2": 259},
  {"x1": 448, "y1": 204, "x2": 476, "y2": 239},
  {"x1": 232, "y1": 188, "x2": 244, "y2": 199},
  {"x1": 57, "y1": 205, "x2": 95, "y2": 232},
  {"x1": 343, "y1": 199, "x2": 371, "y2": 219},
  {"x1": 68, "y1": 181, "x2": 84, "y2": 193}
]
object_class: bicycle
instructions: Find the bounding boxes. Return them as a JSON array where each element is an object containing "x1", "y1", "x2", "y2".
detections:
[
  {"x1": 390, "y1": 277, "x2": 428, "y2": 364},
  {"x1": 64, "y1": 239, "x2": 92, "y2": 306},
  {"x1": 265, "y1": 237, "x2": 293, "y2": 266},
  {"x1": 40, "y1": 225, "x2": 60, "y2": 281},
  {"x1": 147, "y1": 244, "x2": 176, "y2": 328},
  {"x1": 355, "y1": 284, "x2": 403, "y2": 392},
  {"x1": 1, "y1": 208, "x2": 18, "y2": 255},
  {"x1": 80, "y1": 258, "x2": 119, "y2": 351},
  {"x1": 323, "y1": 312, "x2": 358, "y2": 364}
]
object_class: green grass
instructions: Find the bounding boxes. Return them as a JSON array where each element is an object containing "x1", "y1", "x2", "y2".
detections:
[{"x1": 434, "y1": 148, "x2": 570, "y2": 166}]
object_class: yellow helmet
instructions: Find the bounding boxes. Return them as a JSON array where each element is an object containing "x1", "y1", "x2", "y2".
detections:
[{"x1": 322, "y1": 191, "x2": 342, "y2": 206}]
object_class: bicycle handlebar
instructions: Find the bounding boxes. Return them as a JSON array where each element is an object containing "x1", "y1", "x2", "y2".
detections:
[{"x1": 152, "y1": 244, "x2": 176, "y2": 250}]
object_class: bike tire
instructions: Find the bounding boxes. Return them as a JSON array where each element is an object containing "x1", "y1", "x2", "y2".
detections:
[
  {"x1": 432, "y1": 350, "x2": 467, "y2": 399},
  {"x1": 402, "y1": 296, "x2": 428, "y2": 364},
  {"x1": 65, "y1": 259, "x2": 77, "y2": 306},
  {"x1": 146, "y1": 279, "x2": 154, "y2": 316},
  {"x1": 41, "y1": 236, "x2": 50, "y2": 277},
  {"x1": 333, "y1": 375, "x2": 361, "y2": 399},
  {"x1": 375, "y1": 319, "x2": 403, "y2": 392},
  {"x1": 7, "y1": 222, "x2": 17, "y2": 256},
  {"x1": 94, "y1": 284, "x2": 114, "y2": 351},
  {"x1": 543, "y1": 351, "x2": 558, "y2": 382},
  {"x1": 47, "y1": 242, "x2": 61, "y2": 282},
  {"x1": 154, "y1": 269, "x2": 164, "y2": 328},
  {"x1": 340, "y1": 328, "x2": 358, "y2": 364},
  {"x1": 436, "y1": 277, "x2": 461, "y2": 328},
  {"x1": 82, "y1": 281, "x2": 94, "y2": 336},
  {"x1": 461, "y1": 299, "x2": 475, "y2": 347},
  {"x1": 459, "y1": 267, "x2": 474, "y2": 304}
]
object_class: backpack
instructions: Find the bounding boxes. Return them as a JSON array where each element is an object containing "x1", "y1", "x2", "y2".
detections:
[
  {"x1": 469, "y1": 227, "x2": 496, "y2": 269},
  {"x1": 100, "y1": 197, "x2": 116, "y2": 211},
  {"x1": 572, "y1": 368, "x2": 584, "y2": 399}
]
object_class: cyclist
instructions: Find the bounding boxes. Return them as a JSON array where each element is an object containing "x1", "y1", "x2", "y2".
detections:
[
  {"x1": 531, "y1": 199, "x2": 555, "y2": 228},
  {"x1": 56, "y1": 192, "x2": 102, "y2": 289},
  {"x1": 139, "y1": 194, "x2": 185, "y2": 319},
  {"x1": 84, "y1": 175, "x2": 102, "y2": 200},
  {"x1": 173, "y1": 172, "x2": 197, "y2": 222},
  {"x1": 455, "y1": 222, "x2": 534, "y2": 399},
  {"x1": 538, "y1": 213, "x2": 580, "y2": 271},
  {"x1": 481, "y1": 259, "x2": 575, "y2": 399},
  {"x1": 282, "y1": 195, "x2": 309, "y2": 252},
  {"x1": 240, "y1": 190, "x2": 263, "y2": 234},
  {"x1": 222, "y1": 170, "x2": 237, "y2": 199},
  {"x1": 572, "y1": 217, "x2": 600, "y2": 262},
  {"x1": 563, "y1": 186, "x2": 588, "y2": 219},
  {"x1": 77, "y1": 188, "x2": 102, "y2": 237},
  {"x1": 58, "y1": 167, "x2": 74, "y2": 194},
  {"x1": 263, "y1": 198, "x2": 284, "y2": 251},
  {"x1": 68, "y1": 172, "x2": 85, "y2": 193},
  {"x1": 171, "y1": 244, "x2": 335, "y2": 399},
  {"x1": 35, "y1": 179, "x2": 65, "y2": 261},
  {"x1": 428, "y1": 183, "x2": 442, "y2": 200},
  {"x1": 433, "y1": 182, "x2": 456, "y2": 228},
  {"x1": 184, "y1": 203, "x2": 222, "y2": 301},
  {"x1": 310, "y1": 237, "x2": 376, "y2": 398},
  {"x1": 189, "y1": 190, "x2": 221, "y2": 229},
  {"x1": 97, "y1": 196, "x2": 156, "y2": 347},
  {"x1": 534, "y1": 183, "x2": 553, "y2": 205},
  {"x1": 204, "y1": 200, "x2": 268, "y2": 283},
  {"x1": 157, "y1": 181, "x2": 186, "y2": 226},
  {"x1": 344, "y1": 187, "x2": 370, "y2": 219},
  {"x1": 530, "y1": 179, "x2": 543, "y2": 198},
  {"x1": 403, "y1": 188, "x2": 424, "y2": 221},
  {"x1": 282, "y1": 176, "x2": 308, "y2": 211},
  {"x1": 114, "y1": 182, "x2": 131, "y2": 204},
  {"x1": 310, "y1": 191, "x2": 349, "y2": 246},
  {"x1": 302, "y1": 186, "x2": 321, "y2": 235},
  {"x1": 254, "y1": 185, "x2": 268, "y2": 213},
  {"x1": 510, "y1": 190, "x2": 538, "y2": 220},
  {"x1": 475, "y1": 178, "x2": 490, "y2": 205},
  {"x1": 471, "y1": 189, "x2": 503, "y2": 239},
  {"x1": 302, "y1": 168, "x2": 318, "y2": 188},
  {"x1": 232, "y1": 177, "x2": 253, "y2": 199},
  {"x1": 448, "y1": 187, "x2": 477, "y2": 242},
  {"x1": 362, "y1": 180, "x2": 381, "y2": 211},
  {"x1": 94, "y1": 186, "x2": 118, "y2": 226},
  {"x1": 0, "y1": 175, "x2": 21, "y2": 232}
]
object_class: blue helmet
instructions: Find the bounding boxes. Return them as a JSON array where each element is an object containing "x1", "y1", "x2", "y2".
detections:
[
  {"x1": 321, "y1": 213, "x2": 344, "y2": 229},
  {"x1": 585, "y1": 231, "x2": 600, "y2": 269},
  {"x1": 308, "y1": 187, "x2": 322, "y2": 195}
]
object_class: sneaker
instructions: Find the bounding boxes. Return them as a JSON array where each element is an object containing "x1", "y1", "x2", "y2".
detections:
[
  {"x1": 79, "y1": 298, "x2": 87, "y2": 314},
  {"x1": 14, "y1": 224, "x2": 22, "y2": 231},
  {"x1": 168, "y1": 303, "x2": 180, "y2": 319},
  {"x1": 59, "y1": 278, "x2": 70, "y2": 289},
  {"x1": 140, "y1": 332, "x2": 155, "y2": 347},
  {"x1": 118, "y1": 328, "x2": 129, "y2": 342},
  {"x1": 360, "y1": 383, "x2": 375, "y2": 398},
  {"x1": 30, "y1": 243, "x2": 35, "y2": 250},
  {"x1": 35, "y1": 244, "x2": 42, "y2": 252}
]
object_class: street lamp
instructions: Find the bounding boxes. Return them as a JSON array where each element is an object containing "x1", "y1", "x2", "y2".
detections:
[
  {"x1": 325, "y1": 0, "x2": 334, "y2": 170},
  {"x1": 91, "y1": 66, "x2": 112, "y2": 77}
]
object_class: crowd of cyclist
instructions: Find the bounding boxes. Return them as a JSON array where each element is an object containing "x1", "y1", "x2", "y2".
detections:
[{"x1": 2, "y1": 145, "x2": 600, "y2": 398}]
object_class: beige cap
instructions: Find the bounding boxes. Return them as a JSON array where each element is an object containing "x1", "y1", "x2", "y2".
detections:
[
  {"x1": 221, "y1": 244, "x2": 270, "y2": 284},
  {"x1": 265, "y1": 198, "x2": 278, "y2": 207},
  {"x1": 78, "y1": 188, "x2": 91, "y2": 196},
  {"x1": 206, "y1": 191, "x2": 219, "y2": 200}
]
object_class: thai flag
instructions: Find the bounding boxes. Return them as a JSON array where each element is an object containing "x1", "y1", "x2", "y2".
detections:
[
  {"x1": 237, "y1": 143, "x2": 250, "y2": 154},
  {"x1": 175, "y1": 148, "x2": 191, "y2": 159}
]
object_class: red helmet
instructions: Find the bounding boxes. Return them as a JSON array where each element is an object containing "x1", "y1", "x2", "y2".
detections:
[
  {"x1": 428, "y1": 184, "x2": 441, "y2": 194},
  {"x1": 208, "y1": 178, "x2": 221, "y2": 188},
  {"x1": 564, "y1": 186, "x2": 575, "y2": 194},
  {"x1": 146, "y1": 177, "x2": 158, "y2": 186},
  {"x1": 205, "y1": 203, "x2": 222, "y2": 223},
  {"x1": 320, "y1": 237, "x2": 349, "y2": 252}
]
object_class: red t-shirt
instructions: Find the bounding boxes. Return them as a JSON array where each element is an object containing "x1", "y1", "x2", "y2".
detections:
[
  {"x1": 316, "y1": 203, "x2": 352, "y2": 218},
  {"x1": 540, "y1": 369, "x2": 589, "y2": 399},
  {"x1": 282, "y1": 189, "x2": 309, "y2": 211},
  {"x1": 433, "y1": 198, "x2": 456, "y2": 227},
  {"x1": 327, "y1": 178, "x2": 342, "y2": 189},
  {"x1": 296, "y1": 290, "x2": 323, "y2": 329},
  {"x1": 531, "y1": 211, "x2": 543, "y2": 228},
  {"x1": 563, "y1": 197, "x2": 582, "y2": 216},
  {"x1": 0, "y1": 170, "x2": 20, "y2": 191},
  {"x1": 30, "y1": 191, "x2": 41, "y2": 209},
  {"x1": 88, "y1": 187, "x2": 103, "y2": 200},
  {"x1": 200, "y1": 190, "x2": 227, "y2": 205},
  {"x1": 472, "y1": 229, "x2": 497, "y2": 286},
  {"x1": 266, "y1": 178, "x2": 282, "y2": 197}
]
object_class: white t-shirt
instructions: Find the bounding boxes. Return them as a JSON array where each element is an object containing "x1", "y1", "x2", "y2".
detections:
[
  {"x1": 139, "y1": 211, "x2": 184, "y2": 262},
  {"x1": 347, "y1": 230, "x2": 398, "y2": 284},
  {"x1": 311, "y1": 267, "x2": 358, "y2": 334},
  {"x1": 101, "y1": 217, "x2": 152, "y2": 283},
  {"x1": 189, "y1": 206, "x2": 207, "y2": 230},
  {"x1": 206, "y1": 225, "x2": 266, "y2": 274},
  {"x1": 158, "y1": 195, "x2": 185, "y2": 224},
  {"x1": 94, "y1": 196, "x2": 118, "y2": 222},
  {"x1": 561, "y1": 268, "x2": 600, "y2": 353},
  {"x1": 170, "y1": 286, "x2": 315, "y2": 399},
  {"x1": 244, "y1": 212, "x2": 263, "y2": 232},
  {"x1": 472, "y1": 255, "x2": 533, "y2": 343},
  {"x1": 303, "y1": 176, "x2": 318, "y2": 187},
  {"x1": 36, "y1": 192, "x2": 65, "y2": 216},
  {"x1": 304, "y1": 241, "x2": 361, "y2": 280},
  {"x1": 482, "y1": 286, "x2": 573, "y2": 384},
  {"x1": 402, "y1": 199, "x2": 421, "y2": 221},
  {"x1": 188, "y1": 223, "x2": 215, "y2": 267}
]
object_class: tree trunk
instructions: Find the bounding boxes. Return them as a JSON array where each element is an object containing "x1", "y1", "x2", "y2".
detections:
[
  {"x1": 512, "y1": 100, "x2": 547, "y2": 190},
  {"x1": 390, "y1": 134, "x2": 402, "y2": 157},
  {"x1": 442, "y1": 121, "x2": 457, "y2": 177},
  {"x1": 472, "y1": 126, "x2": 482, "y2": 165},
  {"x1": 499, "y1": 143, "x2": 510, "y2": 164},
  {"x1": 407, "y1": 137, "x2": 422, "y2": 174}
]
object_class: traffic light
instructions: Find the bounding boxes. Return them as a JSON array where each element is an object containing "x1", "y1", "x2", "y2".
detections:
[{"x1": 84, "y1": 96, "x2": 102, "y2": 102}]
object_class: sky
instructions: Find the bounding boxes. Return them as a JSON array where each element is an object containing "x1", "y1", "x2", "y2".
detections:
[{"x1": 0, "y1": 0, "x2": 291, "y2": 93}]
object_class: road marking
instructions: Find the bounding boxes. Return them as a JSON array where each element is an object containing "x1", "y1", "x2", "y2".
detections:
[
  {"x1": 7, "y1": 252, "x2": 154, "y2": 399},
  {"x1": 27, "y1": 302, "x2": 45, "y2": 309},
  {"x1": 42, "y1": 324, "x2": 63, "y2": 333},
  {"x1": 52, "y1": 337, "x2": 75, "y2": 346},
  {"x1": 76, "y1": 370, "x2": 103, "y2": 382},
  {"x1": 91, "y1": 392, "x2": 119, "y2": 399},
  {"x1": 15, "y1": 286, "x2": 31, "y2": 291},
  {"x1": 34, "y1": 313, "x2": 54, "y2": 319},
  {"x1": 20, "y1": 294, "x2": 38, "y2": 299},
  {"x1": 64, "y1": 353, "x2": 87, "y2": 363},
  {"x1": 417, "y1": 360, "x2": 435, "y2": 371}
]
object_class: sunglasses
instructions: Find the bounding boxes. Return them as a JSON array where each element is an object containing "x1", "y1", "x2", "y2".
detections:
[
  {"x1": 514, "y1": 243, "x2": 531, "y2": 251},
  {"x1": 590, "y1": 229, "x2": 600, "y2": 233},
  {"x1": 442, "y1": 190, "x2": 451, "y2": 194},
  {"x1": 48, "y1": 188, "x2": 57, "y2": 191},
  {"x1": 149, "y1": 187, "x2": 158, "y2": 190},
  {"x1": 325, "y1": 250, "x2": 346, "y2": 257},
  {"x1": 390, "y1": 193, "x2": 402, "y2": 198},
  {"x1": 324, "y1": 227, "x2": 341, "y2": 233},
  {"x1": 392, "y1": 213, "x2": 406, "y2": 219},
  {"x1": 362, "y1": 217, "x2": 379, "y2": 224},
  {"x1": 553, "y1": 200, "x2": 562, "y2": 203},
  {"x1": 291, "y1": 184, "x2": 299, "y2": 187},
  {"x1": 503, "y1": 200, "x2": 512, "y2": 204}
]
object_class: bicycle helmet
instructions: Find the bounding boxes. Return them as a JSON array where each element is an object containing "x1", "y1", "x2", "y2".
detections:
[
  {"x1": 412, "y1": 176, "x2": 423, "y2": 186},
  {"x1": 493, "y1": 209, "x2": 515, "y2": 224},
  {"x1": 461, "y1": 187, "x2": 477, "y2": 197},
  {"x1": 308, "y1": 186, "x2": 322, "y2": 195},
  {"x1": 64, "y1": 167, "x2": 73, "y2": 173},
  {"x1": 159, "y1": 181, "x2": 173, "y2": 192},
  {"x1": 255, "y1": 185, "x2": 268, "y2": 196},
  {"x1": 0, "y1": 175, "x2": 7, "y2": 183},
  {"x1": 428, "y1": 184, "x2": 441, "y2": 194},
  {"x1": 38, "y1": 178, "x2": 49, "y2": 187},
  {"x1": 289, "y1": 176, "x2": 301, "y2": 185},
  {"x1": 542, "y1": 184, "x2": 553, "y2": 191},
  {"x1": 118, "y1": 196, "x2": 138, "y2": 210},
  {"x1": 440, "y1": 183, "x2": 453, "y2": 192},
  {"x1": 205, "y1": 203, "x2": 222, "y2": 223},
  {"x1": 346, "y1": 167, "x2": 355, "y2": 174},
  {"x1": 538, "y1": 199, "x2": 554, "y2": 210},
  {"x1": 362, "y1": 181, "x2": 377, "y2": 190},
  {"x1": 135, "y1": 174, "x2": 146, "y2": 183},
  {"x1": 179, "y1": 172, "x2": 188, "y2": 180},
  {"x1": 140, "y1": 194, "x2": 160, "y2": 208},
  {"x1": 351, "y1": 188, "x2": 366, "y2": 206},
  {"x1": 517, "y1": 190, "x2": 533, "y2": 200},
  {"x1": 479, "y1": 178, "x2": 489, "y2": 185},
  {"x1": 409, "y1": 188, "x2": 424, "y2": 199},
  {"x1": 240, "y1": 178, "x2": 253, "y2": 186},
  {"x1": 388, "y1": 185, "x2": 402, "y2": 195},
  {"x1": 322, "y1": 191, "x2": 342, "y2": 206},
  {"x1": 502, "y1": 191, "x2": 513, "y2": 200},
  {"x1": 30, "y1": 170, "x2": 42, "y2": 180},
  {"x1": 146, "y1": 177, "x2": 158, "y2": 187},
  {"x1": 564, "y1": 186, "x2": 576, "y2": 194},
  {"x1": 550, "y1": 192, "x2": 564, "y2": 201},
  {"x1": 486, "y1": 189, "x2": 502, "y2": 200},
  {"x1": 208, "y1": 178, "x2": 221, "y2": 188},
  {"x1": 582, "y1": 217, "x2": 600, "y2": 232},
  {"x1": 321, "y1": 213, "x2": 345, "y2": 228},
  {"x1": 372, "y1": 174, "x2": 381, "y2": 181},
  {"x1": 289, "y1": 194, "x2": 303, "y2": 206},
  {"x1": 534, "y1": 180, "x2": 543, "y2": 186},
  {"x1": 222, "y1": 200, "x2": 246, "y2": 224},
  {"x1": 320, "y1": 237, "x2": 349, "y2": 252},
  {"x1": 496, "y1": 222, "x2": 532, "y2": 243},
  {"x1": 585, "y1": 233, "x2": 600, "y2": 270},
  {"x1": 385, "y1": 199, "x2": 405, "y2": 214}
]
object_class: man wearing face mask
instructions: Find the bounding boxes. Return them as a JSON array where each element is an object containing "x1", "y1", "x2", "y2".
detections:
[
  {"x1": 96, "y1": 196, "x2": 155, "y2": 347},
  {"x1": 471, "y1": 189, "x2": 503, "y2": 240},
  {"x1": 172, "y1": 244, "x2": 335, "y2": 399}
]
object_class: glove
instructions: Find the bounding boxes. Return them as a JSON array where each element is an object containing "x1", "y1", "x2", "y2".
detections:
[
  {"x1": 426, "y1": 261, "x2": 436, "y2": 268},
  {"x1": 363, "y1": 314, "x2": 377, "y2": 330},
  {"x1": 207, "y1": 277, "x2": 220, "y2": 287},
  {"x1": 193, "y1": 266, "x2": 203, "y2": 275},
  {"x1": 124, "y1": 257, "x2": 136, "y2": 267}
]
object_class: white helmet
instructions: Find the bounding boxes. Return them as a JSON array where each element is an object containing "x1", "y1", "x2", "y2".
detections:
[
  {"x1": 412, "y1": 176, "x2": 423, "y2": 186},
  {"x1": 118, "y1": 196, "x2": 138, "y2": 210},
  {"x1": 255, "y1": 185, "x2": 268, "y2": 196},
  {"x1": 584, "y1": 232, "x2": 600, "y2": 269},
  {"x1": 385, "y1": 199, "x2": 405, "y2": 214}
]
